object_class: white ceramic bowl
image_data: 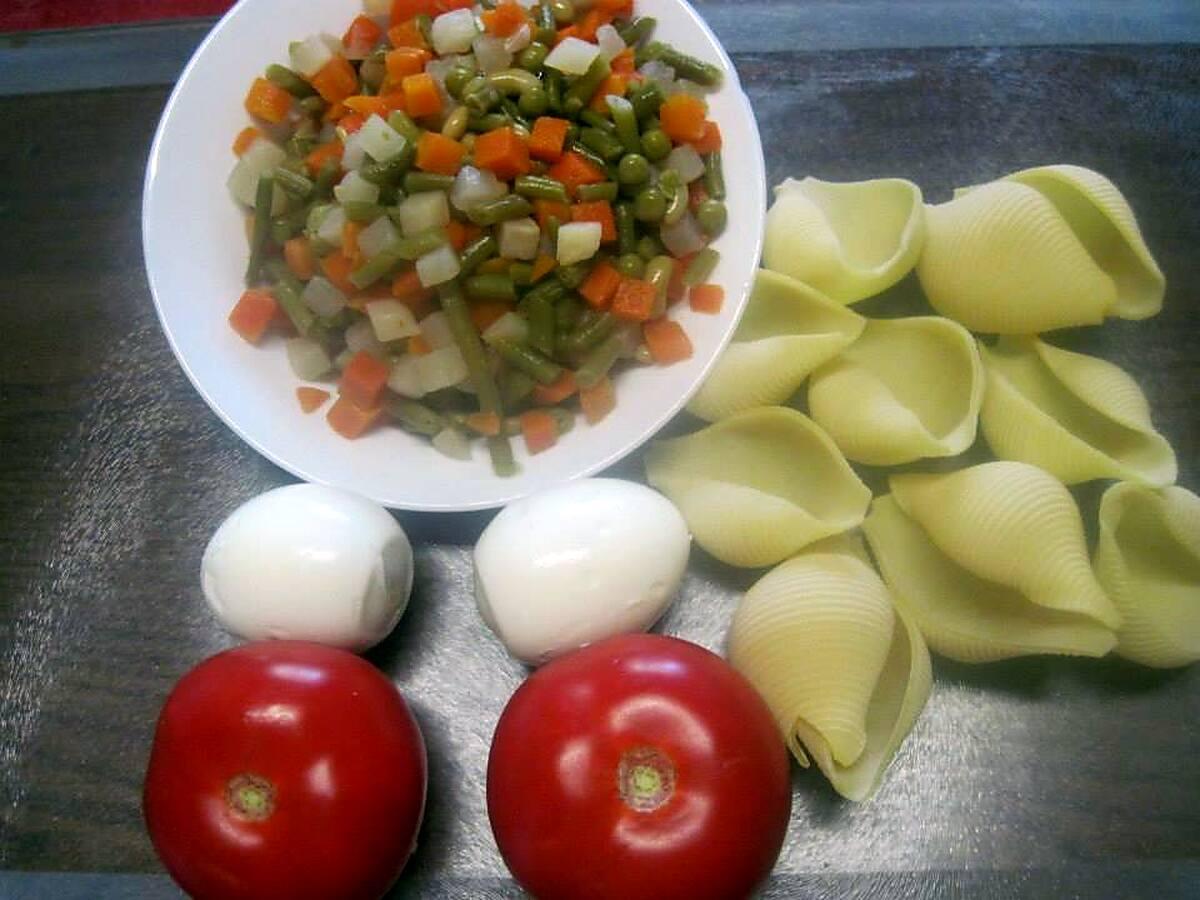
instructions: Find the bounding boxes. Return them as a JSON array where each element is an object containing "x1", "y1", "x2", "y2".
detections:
[{"x1": 143, "y1": 0, "x2": 765, "y2": 511}]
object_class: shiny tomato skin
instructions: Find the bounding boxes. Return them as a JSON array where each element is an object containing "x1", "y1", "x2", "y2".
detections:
[
  {"x1": 143, "y1": 641, "x2": 426, "y2": 900},
  {"x1": 487, "y1": 634, "x2": 792, "y2": 900}
]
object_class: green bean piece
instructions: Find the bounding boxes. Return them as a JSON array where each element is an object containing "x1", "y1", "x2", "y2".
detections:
[
  {"x1": 703, "y1": 151, "x2": 726, "y2": 201},
  {"x1": 273, "y1": 166, "x2": 314, "y2": 199},
  {"x1": 547, "y1": 407, "x2": 576, "y2": 435},
  {"x1": 487, "y1": 435, "x2": 518, "y2": 476},
  {"x1": 545, "y1": 214, "x2": 562, "y2": 245},
  {"x1": 442, "y1": 106, "x2": 471, "y2": 141},
  {"x1": 639, "y1": 129, "x2": 671, "y2": 163},
  {"x1": 360, "y1": 51, "x2": 387, "y2": 91},
  {"x1": 387, "y1": 399, "x2": 447, "y2": 437},
  {"x1": 555, "y1": 263, "x2": 588, "y2": 289},
  {"x1": 299, "y1": 95, "x2": 327, "y2": 117},
  {"x1": 349, "y1": 247, "x2": 403, "y2": 290},
  {"x1": 464, "y1": 78, "x2": 501, "y2": 114},
  {"x1": 509, "y1": 262, "x2": 535, "y2": 286},
  {"x1": 575, "y1": 330, "x2": 627, "y2": 388},
  {"x1": 614, "y1": 202, "x2": 638, "y2": 255},
  {"x1": 563, "y1": 56, "x2": 611, "y2": 116},
  {"x1": 285, "y1": 134, "x2": 315, "y2": 160},
  {"x1": 637, "y1": 233, "x2": 665, "y2": 261},
  {"x1": 459, "y1": 234, "x2": 498, "y2": 275},
  {"x1": 616, "y1": 16, "x2": 655, "y2": 47},
  {"x1": 522, "y1": 277, "x2": 568, "y2": 309},
  {"x1": 403, "y1": 172, "x2": 455, "y2": 193},
  {"x1": 499, "y1": 96, "x2": 531, "y2": 131},
  {"x1": 394, "y1": 227, "x2": 449, "y2": 260},
  {"x1": 342, "y1": 201, "x2": 385, "y2": 223},
  {"x1": 696, "y1": 198, "x2": 728, "y2": 237},
  {"x1": 265, "y1": 63, "x2": 315, "y2": 98},
  {"x1": 313, "y1": 159, "x2": 340, "y2": 198},
  {"x1": 492, "y1": 339, "x2": 563, "y2": 385},
  {"x1": 659, "y1": 170, "x2": 687, "y2": 226},
  {"x1": 580, "y1": 127, "x2": 625, "y2": 162},
  {"x1": 515, "y1": 175, "x2": 569, "y2": 203},
  {"x1": 555, "y1": 295, "x2": 584, "y2": 332},
  {"x1": 468, "y1": 113, "x2": 512, "y2": 133},
  {"x1": 633, "y1": 186, "x2": 667, "y2": 223},
  {"x1": 549, "y1": 0, "x2": 575, "y2": 25},
  {"x1": 378, "y1": 183, "x2": 403, "y2": 207},
  {"x1": 628, "y1": 82, "x2": 664, "y2": 121},
  {"x1": 579, "y1": 110, "x2": 616, "y2": 133},
  {"x1": 567, "y1": 141, "x2": 609, "y2": 176},
  {"x1": 361, "y1": 145, "x2": 415, "y2": 184},
  {"x1": 414, "y1": 13, "x2": 434, "y2": 46},
  {"x1": 245, "y1": 174, "x2": 275, "y2": 285},
  {"x1": 489, "y1": 68, "x2": 542, "y2": 96},
  {"x1": 500, "y1": 368, "x2": 536, "y2": 409},
  {"x1": 617, "y1": 153, "x2": 650, "y2": 187},
  {"x1": 518, "y1": 42, "x2": 550, "y2": 72},
  {"x1": 270, "y1": 216, "x2": 296, "y2": 244},
  {"x1": 269, "y1": 267, "x2": 316, "y2": 336},
  {"x1": 616, "y1": 252, "x2": 646, "y2": 278},
  {"x1": 638, "y1": 42, "x2": 723, "y2": 87},
  {"x1": 599, "y1": 98, "x2": 638, "y2": 157},
  {"x1": 534, "y1": 4, "x2": 558, "y2": 45},
  {"x1": 684, "y1": 247, "x2": 720, "y2": 286},
  {"x1": 387, "y1": 111, "x2": 422, "y2": 144},
  {"x1": 518, "y1": 85, "x2": 549, "y2": 118},
  {"x1": 467, "y1": 274, "x2": 518, "y2": 301},
  {"x1": 545, "y1": 70, "x2": 565, "y2": 115},
  {"x1": 439, "y1": 284, "x2": 503, "y2": 413},
  {"x1": 526, "y1": 293, "x2": 556, "y2": 357},
  {"x1": 501, "y1": 415, "x2": 524, "y2": 436},
  {"x1": 468, "y1": 195, "x2": 534, "y2": 226},
  {"x1": 644, "y1": 255, "x2": 675, "y2": 317},
  {"x1": 561, "y1": 310, "x2": 617, "y2": 354},
  {"x1": 444, "y1": 67, "x2": 475, "y2": 100},
  {"x1": 572, "y1": 182, "x2": 616, "y2": 204}
]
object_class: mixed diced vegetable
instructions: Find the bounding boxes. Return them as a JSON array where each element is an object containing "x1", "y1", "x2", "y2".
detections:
[{"x1": 228, "y1": 0, "x2": 728, "y2": 475}]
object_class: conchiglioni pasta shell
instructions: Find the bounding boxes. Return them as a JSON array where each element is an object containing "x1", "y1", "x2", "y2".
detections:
[
  {"x1": 808, "y1": 316, "x2": 984, "y2": 465},
  {"x1": 728, "y1": 550, "x2": 932, "y2": 800},
  {"x1": 864, "y1": 496, "x2": 1117, "y2": 662},
  {"x1": 980, "y1": 336, "x2": 1177, "y2": 486},
  {"x1": 762, "y1": 177, "x2": 926, "y2": 304},
  {"x1": 917, "y1": 180, "x2": 1116, "y2": 333},
  {"x1": 1094, "y1": 482, "x2": 1200, "y2": 668},
  {"x1": 644, "y1": 408, "x2": 871, "y2": 568},
  {"x1": 890, "y1": 462, "x2": 1120, "y2": 629},
  {"x1": 687, "y1": 270, "x2": 865, "y2": 421},
  {"x1": 1004, "y1": 164, "x2": 1164, "y2": 320}
]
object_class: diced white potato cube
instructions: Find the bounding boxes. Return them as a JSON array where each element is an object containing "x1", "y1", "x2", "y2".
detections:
[
  {"x1": 397, "y1": 191, "x2": 450, "y2": 236},
  {"x1": 345, "y1": 318, "x2": 386, "y2": 355},
  {"x1": 358, "y1": 114, "x2": 408, "y2": 163},
  {"x1": 302, "y1": 276, "x2": 347, "y2": 317},
  {"x1": 227, "y1": 138, "x2": 287, "y2": 211},
  {"x1": 416, "y1": 345, "x2": 469, "y2": 393},
  {"x1": 419, "y1": 311, "x2": 456, "y2": 349},
  {"x1": 433, "y1": 427, "x2": 472, "y2": 460},
  {"x1": 482, "y1": 311, "x2": 530, "y2": 346},
  {"x1": 334, "y1": 170, "x2": 381, "y2": 205},
  {"x1": 556, "y1": 221, "x2": 603, "y2": 266},
  {"x1": 289, "y1": 34, "x2": 335, "y2": 78},
  {"x1": 357, "y1": 215, "x2": 401, "y2": 259},
  {"x1": 286, "y1": 337, "x2": 332, "y2": 381},
  {"x1": 388, "y1": 354, "x2": 426, "y2": 398},
  {"x1": 366, "y1": 299, "x2": 421, "y2": 343},
  {"x1": 416, "y1": 244, "x2": 461, "y2": 287},
  {"x1": 666, "y1": 144, "x2": 705, "y2": 183},
  {"x1": 431, "y1": 8, "x2": 479, "y2": 55},
  {"x1": 316, "y1": 205, "x2": 348, "y2": 247},
  {"x1": 498, "y1": 217, "x2": 541, "y2": 261},
  {"x1": 545, "y1": 37, "x2": 600, "y2": 75}
]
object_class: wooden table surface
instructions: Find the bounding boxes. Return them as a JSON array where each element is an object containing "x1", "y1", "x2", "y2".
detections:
[{"x1": 1, "y1": 3, "x2": 1198, "y2": 897}]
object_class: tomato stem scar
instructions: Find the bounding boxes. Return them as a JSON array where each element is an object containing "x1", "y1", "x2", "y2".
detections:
[
  {"x1": 618, "y1": 747, "x2": 675, "y2": 812},
  {"x1": 226, "y1": 773, "x2": 276, "y2": 821}
]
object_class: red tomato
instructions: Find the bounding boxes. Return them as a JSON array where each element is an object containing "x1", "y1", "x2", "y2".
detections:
[
  {"x1": 143, "y1": 641, "x2": 426, "y2": 900},
  {"x1": 487, "y1": 634, "x2": 792, "y2": 900}
]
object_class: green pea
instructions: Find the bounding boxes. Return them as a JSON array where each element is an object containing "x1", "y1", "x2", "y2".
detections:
[
  {"x1": 617, "y1": 153, "x2": 651, "y2": 186},
  {"x1": 640, "y1": 129, "x2": 672, "y2": 162},
  {"x1": 518, "y1": 42, "x2": 550, "y2": 72},
  {"x1": 696, "y1": 198, "x2": 728, "y2": 236},
  {"x1": 444, "y1": 66, "x2": 476, "y2": 100},
  {"x1": 633, "y1": 186, "x2": 667, "y2": 223},
  {"x1": 518, "y1": 85, "x2": 549, "y2": 117},
  {"x1": 615, "y1": 253, "x2": 646, "y2": 278},
  {"x1": 549, "y1": 0, "x2": 575, "y2": 24},
  {"x1": 637, "y1": 234, "x2": 664, "y2": 261}
]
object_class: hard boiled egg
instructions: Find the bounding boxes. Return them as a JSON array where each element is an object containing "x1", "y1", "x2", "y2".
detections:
[
  {"x1": 201, "y1": 484, "x2": 413, "y2": 651},
  {"x1": 474, "y1": 478, "x2": 691, "y2": 665}
]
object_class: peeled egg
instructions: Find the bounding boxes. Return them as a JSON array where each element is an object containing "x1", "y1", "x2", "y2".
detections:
[
  {"x1": 201, "y1": 483, "x2": 413, "y2": 651},
  {"x1": 474, "y1": 478, "x2": 691, "y2": 665}
]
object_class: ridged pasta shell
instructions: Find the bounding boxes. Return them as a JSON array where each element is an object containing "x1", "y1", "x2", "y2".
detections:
[
  {"x1": 687, "y1": 270, "x2": 865, "y2": 421},
  {"x1": 980, "y1": 336, "x2": 1177, "y2": 486},
  {"x1": 762, "y1": 176, "x2": 926, "y2": 304},
  {"x1": 644, "y1": 408, "x2": 872, "y2": 568},
  {"x1": 808, "y1": 316, "x2": 984, "y2": 465},
  {"x1": 890, "y1": 462, "x2": 1120, "y2": 629},
  {"x1": 1094, "y1": 482, "x2": 1200, "y2": 668},
  {"x1": 917, "y1": 165, "x2": 1165, "y2": 332},
  {"x1": 864, "y1": 496, "x2": 1117, "y2": 662},
  {"x1": 728, "y1": 549, "x2": 932, "y2": 801}
]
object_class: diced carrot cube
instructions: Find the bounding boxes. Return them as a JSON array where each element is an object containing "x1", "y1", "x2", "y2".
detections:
[
  {"x1": 339, "y1": 350, "x2": 391, "y2": 409},
  {"x1": 547, "y1": 151, "x2": 606, "y2": 196},
  {"x1": 642, "y1": 317, "x2": 694, "y2": 364},
  {"x1": 610, "y1": 48, "x2": 636, "y2": 77},
  {"x1": 386, "y1": 47, "x2": 432, "y2": 81},
  {"x1": 326, "y1": 396, "x2": 383, "y2": 439},
  {"x1": 689, "y1": 283, "x2": 725, "y2": 314},
  {"x1": 304, "y1": 140, "x2": 344, "y2": 176},
  {"x1": 519, "y1": 410, "x2": 558, "y2": 455},
  {"x1": 534, "y1": 199, "x2": 572, "y2": 231},
  {"x1": 343, "y1": 15, "x2": 384, "y2": 58},
  {"x1": 530, "y1": 253, "x2": 557, "y2": 282},
  {"x1": 482, "y1": 1, "x2": 529, "y2": 37},
  {"x1": 415, "y1": 132, "x2": 467, "y2": 175},
  {"x1": 611, "y1": 278, "x2": 657, "y2": 322},
  {"x1": 532, "y1": 370, "x2": 578, "y2": 405},
  {"x1": 589, "y1": 74, "x2": 627, "y2": 112},
  {"x1": 232, "y1": 126, "x2": 262, "y2": 156},
  {"x1": 284, "y1": 237, "x2": 316, "y2": 281},
  {"x1": 579, "y1": 260, "x2": 622, "y2": 309},
  {"x1": 473, "y1": 126, "x2": 532, "y2": 181},
  {"x1": 310, "y1": 56, "x2": 359, "y2": 105},
  {"x1": 320, "y1": 251, "x2": 358, "y2": 296},
  {"x1": 659, "y1": 94, "x2": 708, "y2": 144},
  {"x1": 470, "y1": 300, "x2": 513, "y2": 333},
  {"x1": 296, "y1": 386, "x2": 331, "y2": 413},
  {"x1": 529, "y1": 116, "x2": 570, "y2": 163},
  {"x1": 579, "y1": 376, "x2": 616, "y2": 424},
  {"x1": 343, "y1": 95, "x2": 391, "y2": 119},
  {"x1": 402, "y1": 71, "x2": 443, "y2": 118},
  {"x1": 387, "y1": 17, "x2": 429, "y2": 49},
  {"x1": 244, "y1": 77, "x2": 292, "y2": 124},
  {"x1": 571, "y1": 201, "x2": 617, "y2": 243},
  {"x1": 690, "y1": 120, "x2": 723, "y2": 154},
  {"x1": 464, "y1": 411, "x2": 502, "y2": 436},
  {"x1": 228, "y1": 289, "x2": 278, "y2": 344}
]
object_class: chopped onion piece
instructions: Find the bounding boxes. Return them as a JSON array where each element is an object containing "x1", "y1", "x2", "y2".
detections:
[
  {"x1": 596, "y1": 24, "x2": 625, "y2": 61},
  {"x1": 451, "y1": 165, "x2": 507, "y2": 211},
  {"x1": 431, "y1": 8, "x2": 479, "y2": 55},
  {"x1": 286, "y1": 337, "x2": 332, "y2": 380},
  {"x1": 289, "y1": 35, "x2": 335, "y2": 78},
  {"x1": 545, "y1": 37, "x2": 601, "y2": 75},
  {"x1": 316, "y1": 205, "x2": 348, "y2": 247},
  {"x1": 638, "y1": 59, "x2": 676, "y2": 89},
  {"x1": 358, "y1": 114, "x2": 408, "y2": 163},
  {"x1": 388, "y1": 355, "x2": 426, "y2": 398},
  {"x1": 665, "y1": 144, "x2": 705, "y2": 183},
  {"x1": 333, "y1": 170, "x2": 381, "y2": 205},
  {"x1": 482, "y1": 311, "x2": 530, "y2": 346},
  {"x1": 345, "y1": 318, "x2": 385, "y2": 356},
  {"x1": 504, "y1": 23, "x2": 532, "y2": 54},
  {"x1": 397, "y1": 191, "x2": 451, "y2": 235},
  {"x1": 417, "y1": 345, "x2": 469, "y2": 393},
  {"x1": 366, "y1": 299, "x2": 421, "y2": 342},
  {"x1": 341, "y1": 131, "x2": 367, "y2": 170},
  {"x1": 416, "y1": 244, "x2": 462, "y2": 287},
  {"x1": 473, "y1": 34, "x2": 513, "y2": 75},
  {"x1": 498, "y1": 217, "x2": 541, "y2": 261},
  {"x1": 556, "y1": 221, "x2": 603, "y2": 266},
  {"x1": 433, "y1": 427, "x2": 472, "y2": 460},
  {"x1": 227, "y1": 139, "x2": 286, "y2": 209},
  {"x1": 660, "y1": 211, "x2": 708, "y2": 258},
  {"x1": 357, "y1": 215, "x2": 401, "y2": 259},
  {"x1": 301, "y1": 275, "x2": 348, "y2": 317},
  {"x1": 419, "y1": 311, "x2": 456, "y2": 349}
]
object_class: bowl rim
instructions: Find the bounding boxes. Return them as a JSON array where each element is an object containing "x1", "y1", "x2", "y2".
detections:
[{"x1": 142, "y1": 0, "x2": 765, "y2": 512}]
